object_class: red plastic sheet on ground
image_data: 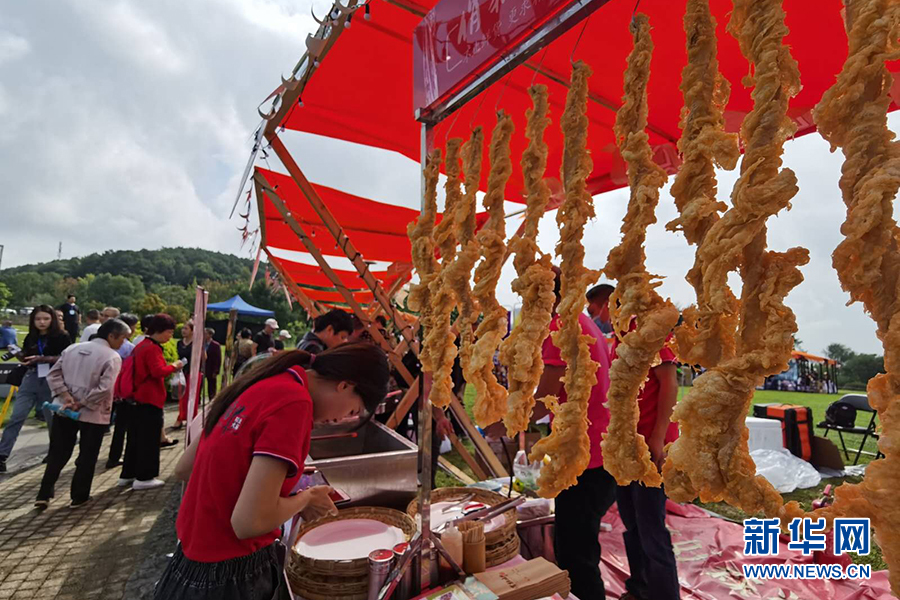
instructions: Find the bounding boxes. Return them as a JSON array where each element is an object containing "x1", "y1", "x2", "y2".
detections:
[{"x1": 597, "y1": 502, "x2": 892, "y2": 599}]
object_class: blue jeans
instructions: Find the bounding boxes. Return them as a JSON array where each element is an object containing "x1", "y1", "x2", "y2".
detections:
[{"x1": 0, "y1": 370, "x2": 52, "y2": 459}]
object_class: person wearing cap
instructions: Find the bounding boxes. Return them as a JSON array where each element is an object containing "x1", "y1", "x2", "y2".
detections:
[
  {"x1": 297, "y1": 310, "x2": 354, "y2": 354},
  {"x1": 273, "y1": 330, "x2": 292, "y2": 351},
  {"x1": 253, "y1": 319, "x2": 279, "y2": 355},
  {"x1": 586, "y1": 284, "x2": 615, "y2": 337}
]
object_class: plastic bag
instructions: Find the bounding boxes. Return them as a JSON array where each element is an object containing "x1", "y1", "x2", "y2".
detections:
[
  {"x1": 169, "y1": 371, "x2": 186, "y2": 391},
  {"x1": 513, "y1": 450, "x2": 544, "y2": 492},
  {"x1": 751, "y1": 448, "x2": 821, "y2": 493}
]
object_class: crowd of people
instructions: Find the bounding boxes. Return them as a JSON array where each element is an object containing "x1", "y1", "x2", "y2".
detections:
[
  {"x1": 0, "y1": 285, "x2": 683, "y2": 600},
  {"x1": 481, "y1": 276, "x2": 681, "y2": 600}
]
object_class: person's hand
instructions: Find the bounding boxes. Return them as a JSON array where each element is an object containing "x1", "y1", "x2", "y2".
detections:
[
  {"x1": 22, "y1": 356, "x2": 41, "y2": 367},
  {"x1": 172, "y1": 360, "x2": 185, "y2": 371},
  {"x1": 435, "y1": 413, "x2": 454, "y2": 439},
  {"x1": 301, "y1": 486, "x2": 338, "y2": 522},
  {"x1": 61, "y1": 394, "x2": 82, "y2": 411},
  {"x1": 481, "y1": 421, "x2": 506, "y2": 440},
  {"x1": 648, "y1": 432, "x2": 666, "y2": 471}
]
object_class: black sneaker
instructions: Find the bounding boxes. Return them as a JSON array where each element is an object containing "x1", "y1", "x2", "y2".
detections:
[
  {"x1": 105, "y1": 460, "x2": 123, "y2": 470},
  {"x1": 34, "y1": 499, "x2": 51, "y2": 510},
  {"x1": 0, "y1": 456, "x2": 7, "y2": 473},
  {"x1": 69, "y1": 497, "x2": 92, "y2": 509}
]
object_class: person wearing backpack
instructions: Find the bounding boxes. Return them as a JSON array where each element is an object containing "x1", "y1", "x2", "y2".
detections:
[
  {"x1": 35, "y1": 319, "x2": 131, "y2": 509},
  {"x1": 105, "y1": 313, "x2": 140, "y2": 469},
  {"x1": 119, "y1": 314, "x2": 184, "y2": 491}
]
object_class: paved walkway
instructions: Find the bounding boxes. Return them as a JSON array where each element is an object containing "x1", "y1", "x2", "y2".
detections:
[
  {"x1": 3, "y1": 419, "x2": 52, "y2": 476},
  {"x1": 0, "y1": 408, "x2": 183, "y2": 600}
]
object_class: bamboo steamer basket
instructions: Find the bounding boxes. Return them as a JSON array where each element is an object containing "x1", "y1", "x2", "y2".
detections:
[
  {"x1": 287, "y1": 506, "x2": 415, "y2": 600},
  {"x1": 406, "y1": 487, "x2": 519, "y2": 566}
]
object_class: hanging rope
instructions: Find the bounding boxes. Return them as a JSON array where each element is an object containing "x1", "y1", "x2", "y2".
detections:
[
  {"x1": 631, "y1": 0, "x2": 643, "y2": 28},
  {"x1": 442, "y1": 103, "x2": 464, "y2": 146},
  {"x1": 468, "y1": 87, "x2": 490, "y2": 131},
  {"x1": 494, "y1": 70, "x2": 515, "y2": 113},
  {"x1": 530, "y1": 47, "x2": 550, "y2": 88},
  {"x1": 570, "y1": 15, "x2": 592, "y2": 64}
]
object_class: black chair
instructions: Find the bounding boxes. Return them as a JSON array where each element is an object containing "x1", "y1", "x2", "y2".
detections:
[{"x1": 818, "y1": 394, "x2": 884, "y2": 465}]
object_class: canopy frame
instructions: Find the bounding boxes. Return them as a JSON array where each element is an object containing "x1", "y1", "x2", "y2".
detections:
[{"x1": 254, "y1": 171, "x2": 504, "y2": 486}]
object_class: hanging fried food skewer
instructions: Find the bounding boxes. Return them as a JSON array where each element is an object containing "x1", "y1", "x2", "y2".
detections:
[
  {"x1": 500, "y1": 86, "x2": 557, "y2": 437},
  {"x1": 810, "y1": 0, "x2": 900, "y2": 593},
  {"x1": 602, "y1": 14, "x2": 680, "y2": 488},
  {"x1": 662, "y1": 0, "x2": 808, "y2": 524},
  {"x1": 469, "y1": 113, "x2": 515, "y2": 427},
  {"x1": 528, "y1": 61, "x2": 599, "y2": 498},
  {"x1": 445, "y1": 130, "x2": 484, "y2": 385},
  {"x1": 426, "y1": 139, "x2": 464, "y2": 408},
  {"x1": 407, "y1": 149, "x2": 442, "y2": 371},
  {"x1": 666, "y1": 0, "x2": 740, "y2": 369}
]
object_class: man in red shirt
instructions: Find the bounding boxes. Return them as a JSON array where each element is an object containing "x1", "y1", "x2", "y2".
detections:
[
  {"x1": 611, "y1": 314, "x2": 681, "y2": 600},
  {"x1": 531, "y1": 268, "x2": 615, "y2": 600}
]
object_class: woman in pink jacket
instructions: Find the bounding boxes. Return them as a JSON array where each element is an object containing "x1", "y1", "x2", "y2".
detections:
[{"x1": 36, "y1": 319, "x2": 131, "y2": 509}]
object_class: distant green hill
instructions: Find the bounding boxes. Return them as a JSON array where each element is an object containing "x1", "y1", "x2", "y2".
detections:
[
  {"x1": 1, "y1": 247, "x2": 252, "y2": 289},
  {"x1": 0, "y1": 248, "x2": 305, "y2": 328}
]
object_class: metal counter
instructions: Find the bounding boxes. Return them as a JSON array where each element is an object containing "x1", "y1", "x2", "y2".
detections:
[{"x1": 308, "y1": 419, "x2": 418, "y2": 510}]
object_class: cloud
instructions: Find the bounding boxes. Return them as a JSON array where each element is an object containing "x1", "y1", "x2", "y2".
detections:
[
  {"x1": 71, "y1": 1, "x2": 189, "y2": 74},
  {"x1": 0, "y1": 0, "x2": 308, "y2": 268},
  {"x1": 0, "y1": 31, "x2": 29, "y2": 65},
  {"x1": 1, "y1": 0, "x2": 896, "y2": 359}
]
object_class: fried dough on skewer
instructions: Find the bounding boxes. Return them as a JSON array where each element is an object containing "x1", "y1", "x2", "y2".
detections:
[
  {"x1": 528, "y1": 61, "x2": 599, "y2": 498},
  {"x1": 407, "y1": 149, "x2": 442, "y2": 372},
  {"x1": 445, "y1": 130, "x2": 484, "y2": 385},
  {"x1": 810, "y1": 0, "x2": 900, "y2": 593},
  {"x1": 469, "y1": 113, "x2": 515, "y2": 427},
  {"x1": 601, "y1": 14, "x2": 680, "y2": 488},
  {"x1": 426, "y1": 140, "x2": 464, "y2": 407},
  {"x1": 500, "y1": 86, "x2": 557, "y2": 437},
  {"x1": 662, "y1": 0, "x2": 807, "y2": 524},
  {"x1": 666, "y1": 0, "x2": 740, "y2": 369}
]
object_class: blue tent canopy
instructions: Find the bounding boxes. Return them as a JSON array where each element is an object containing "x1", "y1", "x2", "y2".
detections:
[{"x1": 207, "y1": 295, "x2": 275, "y2": 318}]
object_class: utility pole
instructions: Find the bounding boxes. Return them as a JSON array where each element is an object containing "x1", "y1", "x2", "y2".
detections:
[
  {"x1": 57, "y1": 242, "x2": 62, "y2": 260},
  {"x1": 0, "y1": 244, "x2": 4, "y2": 271}
]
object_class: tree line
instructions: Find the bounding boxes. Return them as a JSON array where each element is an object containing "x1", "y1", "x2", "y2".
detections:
[
  {"x1": 826, "y1": 343, "x2": 885, "y2": 391},
  {"x1": 0, "y1": 247, "x2": 309, "y2": 336}
]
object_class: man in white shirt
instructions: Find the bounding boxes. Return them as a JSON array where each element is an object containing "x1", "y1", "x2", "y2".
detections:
[
  {"x1": 80, "y1": 307, "x2": 120, "y2": 343},
  {"x1": 116, "y1": 314, "x2": 139, "y2": 359}
]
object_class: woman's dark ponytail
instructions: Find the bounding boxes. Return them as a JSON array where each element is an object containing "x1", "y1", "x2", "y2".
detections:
[{"x1": 203, "y1": 343, "x2": 390, "y2": 436}]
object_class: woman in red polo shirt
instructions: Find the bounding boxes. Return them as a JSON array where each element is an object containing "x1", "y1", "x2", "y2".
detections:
[{"x1": 154, "y1": 342, "x2": 389, "y2": 600}]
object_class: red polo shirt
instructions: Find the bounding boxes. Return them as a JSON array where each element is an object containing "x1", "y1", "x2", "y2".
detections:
[
  {"x1": 177, "y1": 366, "x2": 314, "y2": 562},
  {"x1": 542, "y1": 313, "x2": 611, "y2": 470},
  {"x1": 611, "y1": 324, "x2": 679, "y2": 444}
]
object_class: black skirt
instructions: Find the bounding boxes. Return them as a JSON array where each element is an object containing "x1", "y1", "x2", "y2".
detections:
[{"x1": 154, "y1": 543, "x2": 291, "y2": 600}]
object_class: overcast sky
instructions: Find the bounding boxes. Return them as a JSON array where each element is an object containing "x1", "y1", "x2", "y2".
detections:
[{"x1": 1, "y1": 0, "x2": 894, "y2": 356}]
